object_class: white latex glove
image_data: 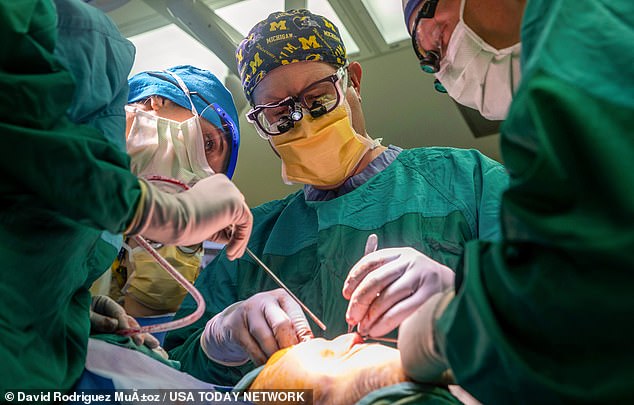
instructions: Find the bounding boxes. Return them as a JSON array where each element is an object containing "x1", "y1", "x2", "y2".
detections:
[
  {"x1": 90, "y1": 295, "x2": 159, "y2": 349},
  {"x1": 342, "y1": 247, "x2": 455, "y2": 337},
  {"x1": 200, "y1": 288, "x2": 314, "y2": 366},
  {"x1": 126, "y1": 175, "x2": 252, "y2": 260},
  {"x1": 398, "y1": 291, "x2": 455, "y2": 384}
]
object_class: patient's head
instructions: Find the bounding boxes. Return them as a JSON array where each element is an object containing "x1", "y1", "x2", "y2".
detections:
[{"x1": 250, "y1": 333, "x2": 407, "y2": 405}]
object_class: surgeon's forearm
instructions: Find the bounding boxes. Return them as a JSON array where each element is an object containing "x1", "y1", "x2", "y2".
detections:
[{"x1": 0, "y1": 0, "x2": 142, "y2": 234}]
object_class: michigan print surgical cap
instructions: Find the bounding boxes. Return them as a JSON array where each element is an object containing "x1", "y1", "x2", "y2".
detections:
[
  {"x1": 236, "y1": 9, "x2": 347, "y2": 105},
  {"x1": 128, "y1": 65, "x2": 241, "y2": 178}
]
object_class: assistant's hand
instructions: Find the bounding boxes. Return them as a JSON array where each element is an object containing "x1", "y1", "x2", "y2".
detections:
[
  {"x1": 89, "y1": 295, "x2": 159, "y2": 349},
  {"x1": 398, "y1": 291, "x2": 455, "y2": 384},
  {"x1": 342, "y1": 247, "x2": 454, "y2": 337},
  {"x1": 126, "y1": 175, "x2": 253, "y2": 260},
  {"x1": 200, "y1": 289, "x2": 314, "y2": 366}
]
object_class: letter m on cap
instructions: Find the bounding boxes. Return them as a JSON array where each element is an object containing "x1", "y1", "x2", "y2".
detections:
[
  {"x1": 270, "y1": 21, "x2": 287, "y2": 31},
  {"x1": 298, "y1": 35, "x2": 321, "y2": 50},
  {"x1": 322, "y1": 18, "x2": 335, "y2": 32},
  {"x1": 250, "y1": 52, "x2": 263, "y2": 73}
]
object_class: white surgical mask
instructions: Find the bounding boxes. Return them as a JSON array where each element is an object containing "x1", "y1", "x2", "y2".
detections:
[
  {"x1": 126, "y1": 108, "x2": 214, "y2": 185},
  {"x1": 436, "y1": 0, "x2": 521, "y2": 120},
  {"x1": 126, "y1": 71, "x2": 215, "y2": 185}
]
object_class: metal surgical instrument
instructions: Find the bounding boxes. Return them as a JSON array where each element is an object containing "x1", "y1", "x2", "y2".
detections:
[
  {"x1": 245, "y1": 247, "x2": 327, "y2": 331},
  {"x1": 348, "y1": 234, "x2": 379, "y2": 334},
  {"x1": 345, "y1": 234, "x2": 398, "y2": 343}
]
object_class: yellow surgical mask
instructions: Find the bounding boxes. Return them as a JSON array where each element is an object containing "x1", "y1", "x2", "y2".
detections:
[
  {"x1": 126, "y1": 245, "x2": 202, "y2": 312},
  {"x1": 270, "y1": 104, "x2": 376, "y2": 187}
]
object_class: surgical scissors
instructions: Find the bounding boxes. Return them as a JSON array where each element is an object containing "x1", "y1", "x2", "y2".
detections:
[{"x1": 246, "y1": 247, "x2": 327, "y2": 331}]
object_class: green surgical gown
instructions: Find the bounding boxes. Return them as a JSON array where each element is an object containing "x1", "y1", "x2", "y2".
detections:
[
  {"x1": 437, "y1": 0, "x2": 634, "y2": 403},
  {"x1": 166, "y1": 147, "x2": 508, "y2": 385},
  {"x1": 0, "y1": 0, "x2": 141, "y2": 391}
]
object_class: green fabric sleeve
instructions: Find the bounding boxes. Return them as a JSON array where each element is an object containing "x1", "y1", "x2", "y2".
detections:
[
  {"x1": 357, "y1": 382, "x2": 461, "y2": 405},
  {"x1": 0, "y1": 0, "x2": 141, "y2": 234},
  {"x1": 91, "y1": 334, "x2": 181, "y2": 369},
  {"x1": 474, "y1": 158, "x2": 508, "y2": 242},
  {"x1": 437, "y1": 0, "x2": 634, "y2": 399},
  {"x1": 438, "y1": 36, "x2": 634, "y2": 403},
  {"x1": 0, "y1": 0, "x2": 140, "y2": 391},
  {"x1": 398, "y1": 148, "x2": 507, "y2": 243},
  {"x1": 441, "y1": 72, "x2": 634, "y2": 404}
]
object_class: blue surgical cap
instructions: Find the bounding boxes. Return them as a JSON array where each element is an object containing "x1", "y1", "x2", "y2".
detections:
[
  {"x1": 128, "y1": 65, "x2": 241, "y2": 179},
  {"x1": 402, "y1": 0, "x2": 424, "y2": 32}
]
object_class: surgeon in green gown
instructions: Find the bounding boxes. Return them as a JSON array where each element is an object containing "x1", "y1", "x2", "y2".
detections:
[
  {"x1": 0, "y1": 0, "x2": 252, "y2": 392},
  {"x1": 394, "y1": 0, "x2": 634, "y2": 403},
  {"x1": 165, "y1": 9, "x2": 508, "y2": 389}
]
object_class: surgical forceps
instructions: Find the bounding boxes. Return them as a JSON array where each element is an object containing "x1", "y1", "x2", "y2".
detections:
[{"x1": 246, "y1": 247, "x2": 327, "y2": 331}]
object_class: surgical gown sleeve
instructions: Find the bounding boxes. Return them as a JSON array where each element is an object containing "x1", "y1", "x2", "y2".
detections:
[
  {"x1": 436, "y1": 0, "x2": 634, "y2": 403},
  {"x1": 0, "y1": 0, "x2": 141, "y2": 234},
  {"x1": 0, "y1": 0, "x2": 141, "y2": 391}
]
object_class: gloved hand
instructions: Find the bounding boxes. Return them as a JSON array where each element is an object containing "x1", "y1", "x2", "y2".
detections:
[
  {"x1": 398, "y1": 290, "x2": 455, "y2": 384},
  {"x1": 342, "y1": 247, "x2": 454, "y2": 337},
  {"x1": 126, "y1": 175, "x2": 252, "y2": 260},
  {"x1": 90, "y1": 295, "x2": 159, "y2": 349},
  {"x1": 206, "y1": 226, "x2": 232, "y2": 245},
  {"x1": 200, "y1": 288, "x2": 314, "y2": 366}
]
